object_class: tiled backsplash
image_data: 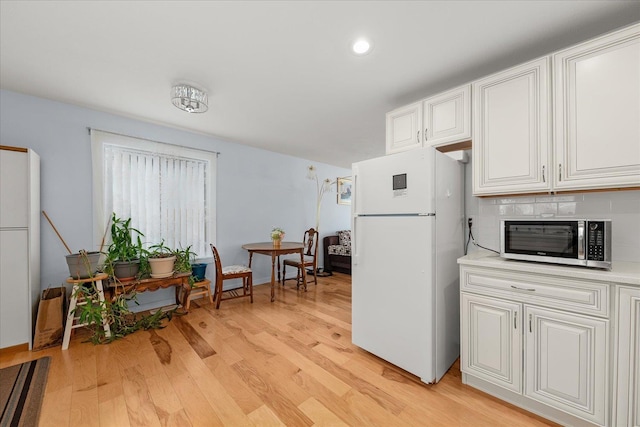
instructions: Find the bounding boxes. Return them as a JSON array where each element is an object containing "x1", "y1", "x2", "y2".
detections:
[{"x1": 464, "y1": 161, "x2": 640, "y2": 263}]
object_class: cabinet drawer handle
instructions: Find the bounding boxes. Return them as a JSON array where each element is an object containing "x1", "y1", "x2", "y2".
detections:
[
  {"x1": 529, "y1": 314, "x2": 533, "y2": 333},
  {"x1": 559, "y1": 163, "x2": 562, "y2": 181},
  {"x1": 417, "y1": 131, "x2": 420, "y2": 143},
  {"x1": 425, "y1": 128, "x2": 428, "y2": 141},
  {"x1": 514, "y1": 312, "x2": 517, "y2": 329},
  {"x1": 510, "y1": 285, "x2": 536, "y2": 292},
  {"x1": 542, "y1": 165, "x2": 545, "y2": 183}
]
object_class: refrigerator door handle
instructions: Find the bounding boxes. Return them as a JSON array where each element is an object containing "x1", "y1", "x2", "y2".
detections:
[
  {"x1": 353, "y1": 172, "x2": 358, "y2": 214},
  {"x1": 352, "y1": 216, "x2": 358, "y2": 265}
]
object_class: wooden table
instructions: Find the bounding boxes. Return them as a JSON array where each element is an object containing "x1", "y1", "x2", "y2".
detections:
[
  {"x1": 242, "y1": 242, "x2": 307, "y2": 302},
  {"x1": 110, "y1": 272, "x2": 193, "y2": 312}
]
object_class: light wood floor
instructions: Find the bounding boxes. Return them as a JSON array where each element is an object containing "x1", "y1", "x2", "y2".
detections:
[{"x1": 1, "y1": 273, "x2": 558, "y2": 426}]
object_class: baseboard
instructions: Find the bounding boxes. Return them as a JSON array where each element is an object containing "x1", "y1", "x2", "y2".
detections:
[{"x1": 0, "y1": 342, "x2": 29, "y2": 356}]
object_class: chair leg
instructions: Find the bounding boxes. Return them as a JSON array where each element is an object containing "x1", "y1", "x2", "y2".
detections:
[
  {"x1": 215, "y1": 280, "x2": 223, "y2": 309},
  {"x1": 281, "y1": 263, "x2": 286, "y2": 285},
  {"x1": 249, "y1": 275, "x2": 253, "y2": 303},
  {"x1": 207, "y1": 281, "x2": 213, "y2": 304}
]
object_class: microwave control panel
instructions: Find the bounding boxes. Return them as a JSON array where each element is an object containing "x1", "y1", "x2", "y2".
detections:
[{"x1": 587, "y1": 221, "x2": 605, "y2": 261}]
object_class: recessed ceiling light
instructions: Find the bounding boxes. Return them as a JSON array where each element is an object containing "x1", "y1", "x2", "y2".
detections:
[{"x1": 352, "y1": 39, "x2": 371, "y2": 55}]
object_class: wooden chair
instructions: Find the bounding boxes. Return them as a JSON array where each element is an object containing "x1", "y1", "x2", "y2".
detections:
[
  {"x1": 282, "y1": 228, "x2": 318, "y2": 287},
  {"x1": 210, "y1": 244, "x2": 253, "y2": 309}
]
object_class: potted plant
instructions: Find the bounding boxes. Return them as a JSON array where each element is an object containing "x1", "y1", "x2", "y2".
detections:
[
  {"x1": 104, "y1": 213, "x2": 144, "y2": 280},
  {"x1": 271, "y1": 227, "x2": 285, "y2": 247},
  {"x1": 174, "y1": 245, "x2": 194, "y2": 273},
  {"x1": 147, "y1": 240, "x2": 176, "y2": 279},
  {"x1": 42, "y1": 210, "x2": 103, "y2": 279},
  {"x1": 65, "y1": 250, "x2": 102, "y2": 279}
]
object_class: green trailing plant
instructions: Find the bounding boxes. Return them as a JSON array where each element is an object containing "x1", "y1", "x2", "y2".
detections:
[
  {"x1": 72, "y1": 282, "x2": 177, "y2": 344},
  {"x1": 148, "y1": 240, "x2": 174, "y2": 258},
  {"x1": 174, "y1": 245, "x2": 196, "y2": 286},
  {"x1": 173, "y1": 245, "x2": 195, "y2": 273}
]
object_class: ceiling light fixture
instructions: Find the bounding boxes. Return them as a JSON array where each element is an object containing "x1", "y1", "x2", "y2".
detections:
[
  {"x1": 171, "y1": 84, "x2": 208, "y2": 113},
  {"x1": 352, "y1": 39, "x2": 371, "y2": 55}
]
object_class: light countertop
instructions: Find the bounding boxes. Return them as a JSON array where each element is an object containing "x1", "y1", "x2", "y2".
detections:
[{"x1": 458, "y1": 251, "x2": 640, "y2": 287}]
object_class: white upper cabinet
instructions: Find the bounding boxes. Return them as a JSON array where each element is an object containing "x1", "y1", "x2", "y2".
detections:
[
  {"x1": 385, "y1": 101, "x2": 422, "y2": 154},
  {"x1": 472, "y1": 57, "x2": 551, "y2": 195},
  {"x1": 386, "y1": 85, "x2": 471, "y2": 155},
  {"x1": 553, "y1": 23, "x2": 640, "y2": 191},
  {"x1": 423, "y1": 84, "x2": 471, "y2": 148}
]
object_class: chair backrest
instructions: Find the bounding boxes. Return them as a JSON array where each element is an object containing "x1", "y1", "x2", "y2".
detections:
[
  {"x1": 303, "y1": 228, "x2": 319, "y2": 258},
  {"x1": 210, "y1": 244, "x2": 223, "y2": 278}
]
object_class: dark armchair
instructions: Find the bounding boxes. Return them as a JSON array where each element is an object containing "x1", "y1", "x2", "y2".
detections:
[{"x1": 323, "y1": 230, "x2": 351, "y2": 274}]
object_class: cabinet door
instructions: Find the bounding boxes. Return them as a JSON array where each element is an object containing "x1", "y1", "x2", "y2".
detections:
[
  {"x1": 423, "y1": 84, "x2": 471, "y2": 147},
  {"x1": 461, "y1": 293, "x2": 522, "y2": 393},
  {"x1": 613, "y1": 287, "x2": 640, "y2": 427},
  {"x1": 0, "y1": 229, "x2": 30, "y2": 349},
  {"x1": 554, "y1": 24, "x2": 640, "y2": 191},
  {"x1": 0, "y1": 148, "x2": 29, "y2": 228},
  {"x1": 385, "y1": 101, "x2": 423, "y2": 154},
  {"x1": 525, "y1": 306, "x2": 608, "y2": 425},
  {"x1": 473, "y1": 57, "x2": 551, "y2": 195}
]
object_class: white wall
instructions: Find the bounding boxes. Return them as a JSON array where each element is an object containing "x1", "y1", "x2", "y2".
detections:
[
  {"x1": 0, "y1": 89, "x2": 351, "y2": 310},
  {"x1": 463, "y1": 153, "x2": 640, "y2": 263}
]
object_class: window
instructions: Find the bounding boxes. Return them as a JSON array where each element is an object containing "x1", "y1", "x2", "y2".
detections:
[{"x1": 91, "y1": 130, "x2": 216, "y2": 257}]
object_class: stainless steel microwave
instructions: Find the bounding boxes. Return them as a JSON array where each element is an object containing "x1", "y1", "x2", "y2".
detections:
[{"x1": 500, "y1": 219, "x2": 612, "y2": 269}]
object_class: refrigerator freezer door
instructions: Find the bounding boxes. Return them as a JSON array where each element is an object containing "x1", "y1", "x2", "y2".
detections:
[
  {"x1": 352, "y1": 147, "x2": 435, "y2": 215},
  {"x1": 352, "y1": 215, "x2": 435, "y2": 382}
]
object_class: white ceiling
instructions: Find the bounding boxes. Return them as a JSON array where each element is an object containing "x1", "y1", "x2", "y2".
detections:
[{"x1": 1, "y1": 1, "x2": 639, "y2": 168}]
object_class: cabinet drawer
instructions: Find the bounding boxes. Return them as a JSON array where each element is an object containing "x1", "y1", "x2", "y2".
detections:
[{"x1": 460, "y1": 266, "x2": 609, "y2": 318}]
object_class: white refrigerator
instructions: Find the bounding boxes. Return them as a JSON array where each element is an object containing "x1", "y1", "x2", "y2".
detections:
[{"x1": 351, "y1": 147, "x2": 463, "y2": 384}]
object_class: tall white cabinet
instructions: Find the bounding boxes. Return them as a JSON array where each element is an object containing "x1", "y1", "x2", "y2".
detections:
[{"x1": 0, "y1": 146, "x2": 40, "y2": 350}]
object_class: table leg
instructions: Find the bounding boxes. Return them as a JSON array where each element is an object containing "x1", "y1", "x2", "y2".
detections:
[
  {"x1": 270, "y1": 254, "x2": 277, "y2": 302},
  {"x1": 300, "y1": 249, "x2": 307, "y2": 292},
  {"x1": 277, "y1": 255, "x2": 281, "y2": 282},
  {"x1": 248, "y1": 252, "x2": 254, "y2": 268},
  {"x1": 179, "y1": 281, "x2": 191, "y2": 312}
]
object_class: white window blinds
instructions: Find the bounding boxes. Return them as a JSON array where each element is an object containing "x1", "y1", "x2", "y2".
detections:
[{"x1": 91, "y1": 130, "x2": 216, "y2": 257}]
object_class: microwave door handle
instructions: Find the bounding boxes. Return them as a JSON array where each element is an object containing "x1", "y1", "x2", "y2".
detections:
[{"x1": 578, "y1": 221, "x2": 585, "y2": 260}]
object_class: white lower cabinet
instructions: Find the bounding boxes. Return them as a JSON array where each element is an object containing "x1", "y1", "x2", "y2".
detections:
[
  {"x1": 613, "y1": 287, "x2": 640, "y2": 427},
  {"x1": 461, "y1": 293, "x2": 522, "y2": 393},
  {"x1": 525, "y1": 306, "x2": 608, "y2": 425},
  {"x1": 460, "y1": 265, "x2": 610, "y2": 426}
]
